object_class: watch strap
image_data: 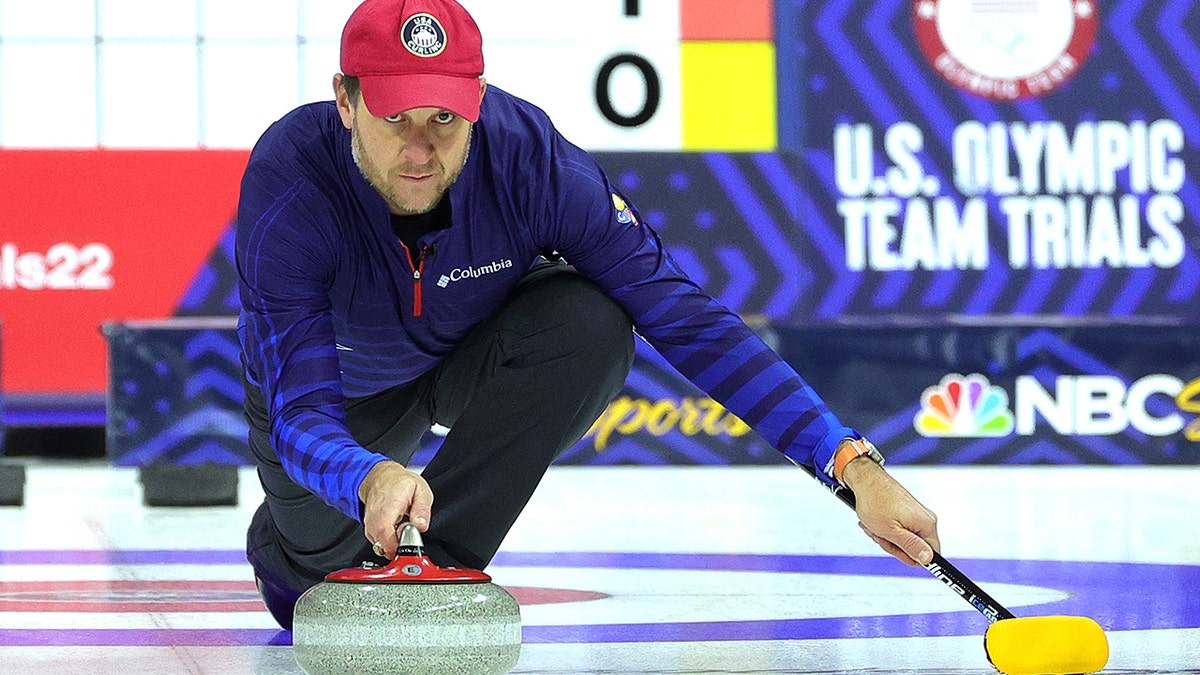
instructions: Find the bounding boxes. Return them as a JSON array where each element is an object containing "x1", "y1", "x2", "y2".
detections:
[{"x1": 832, "y1": 437, "x2": 883, "y2": 487}]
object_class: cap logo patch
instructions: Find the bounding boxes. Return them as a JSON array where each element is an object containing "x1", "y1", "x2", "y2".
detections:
[{"x1": 401, "y1": 13, "x2": 446, "y2": 57}]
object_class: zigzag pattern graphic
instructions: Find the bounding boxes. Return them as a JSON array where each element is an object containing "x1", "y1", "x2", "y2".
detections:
[
  {"x1": 595, "y1": 152, "x2": 823, "y2": 322},
  {"x1": 108, "y1": 326, "x2": 250, "y2": 466},
  {"x1": 175, "y1": 224, "x2": 240, "y2": 317},
  {"x1": 559, "y1": 340, "x2": 780, "y2": 466}
]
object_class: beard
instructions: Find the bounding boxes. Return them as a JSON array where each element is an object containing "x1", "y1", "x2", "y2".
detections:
[{"x1": 350, "y1": 121, "x2": 471, "y2": 216}]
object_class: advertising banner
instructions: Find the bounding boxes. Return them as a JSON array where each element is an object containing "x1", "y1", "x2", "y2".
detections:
[
  {"x1": 778, "y1": 322, "x2": 1200, "y2": 466},
  {"x1": 104, "y1": 318, "x2": 1197, "y2": 468},
  {"x1": 792, "y1": 0, "x2": 1200, "y2": 318},
  {"x1": 0, "y1": 150, "x2": 247, "y2": 395}
]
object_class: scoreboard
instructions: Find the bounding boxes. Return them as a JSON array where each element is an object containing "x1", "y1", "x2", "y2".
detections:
[{"x1": 460, "y1": 0, "x2": 778, "y2": 151}]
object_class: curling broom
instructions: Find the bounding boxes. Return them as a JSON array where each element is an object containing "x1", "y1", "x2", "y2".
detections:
[{"x1": 798, "y1": 462, "x2": 1110, "y2": 674}]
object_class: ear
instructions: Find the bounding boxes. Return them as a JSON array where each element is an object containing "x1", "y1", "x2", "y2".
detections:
[
  {"x1": 478, "y1": 78, "x2": 488, "y2": 103},
  {"x1": 333, "y1": 74, "x2": 354, "y2": 130}
]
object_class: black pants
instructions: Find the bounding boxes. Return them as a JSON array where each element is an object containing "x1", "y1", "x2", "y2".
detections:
[{"x1": 245, "y1": 267, "x2": 634, "y2": 597}]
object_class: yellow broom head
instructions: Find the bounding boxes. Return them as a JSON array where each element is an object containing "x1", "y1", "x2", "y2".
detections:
[{"x1": 985, "y1": 615, "x2": 1109, "y2": 675}]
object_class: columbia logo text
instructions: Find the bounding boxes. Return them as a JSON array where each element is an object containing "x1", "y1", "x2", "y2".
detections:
[{"x1": 437, "y1": 258, "x2": 514, "y2": 288}]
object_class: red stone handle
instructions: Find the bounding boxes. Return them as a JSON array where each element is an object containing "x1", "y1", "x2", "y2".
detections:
[{"x1": 325, "y1": 550, "x2": 493, "y2": 583}]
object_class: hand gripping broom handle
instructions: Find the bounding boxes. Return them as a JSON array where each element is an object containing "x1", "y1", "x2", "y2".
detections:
[{"x1": 798, "y1": 462, "x2": 1016, "y2": 623}]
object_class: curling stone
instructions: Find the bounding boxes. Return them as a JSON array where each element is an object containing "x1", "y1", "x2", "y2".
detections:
[{"x1": 293, "y1": 524, "x2": 521, "y2": 675}]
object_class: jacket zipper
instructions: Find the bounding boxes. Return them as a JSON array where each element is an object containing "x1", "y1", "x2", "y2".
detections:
[{"x1": 399, "y1": 242, "x2": 430, "y2": 317}]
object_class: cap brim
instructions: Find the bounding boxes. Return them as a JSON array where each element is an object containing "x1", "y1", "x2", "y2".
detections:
[{"x1": 358, "y1": 73, "x2": 482, "y2": 122}]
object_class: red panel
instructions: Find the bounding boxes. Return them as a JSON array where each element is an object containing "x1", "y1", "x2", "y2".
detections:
[
  {"x1": 0, "y1": 150, "x2": 249, "y2": 394},
  {"x1": 681, "y1": 0, "x2": 773, "y2": 41}
]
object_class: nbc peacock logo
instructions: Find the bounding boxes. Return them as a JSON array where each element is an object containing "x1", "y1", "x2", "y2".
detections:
[{"x1": 914, "y1": 374, "x2": 1014, "y2": 437}]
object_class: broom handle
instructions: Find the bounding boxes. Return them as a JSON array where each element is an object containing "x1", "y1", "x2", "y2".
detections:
[{"x1": 797, "y1": 461, "x2": 1017, "y2": 623}]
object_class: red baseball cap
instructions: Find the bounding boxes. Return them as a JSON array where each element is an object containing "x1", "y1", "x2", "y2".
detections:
[{"x1": 340, "y1": 0, "x2": 485, "y2": 122}]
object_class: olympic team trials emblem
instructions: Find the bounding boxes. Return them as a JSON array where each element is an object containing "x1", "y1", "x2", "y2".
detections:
[
  {"x1": 912, "y1": 0, "x2": 1098, "y2": 101},
  {"x1": 402, "y1": 13, "x2": 447, "y2": 58},
  {"x1": 612, "y1": 194, "x2": 639, "y2": 226}
]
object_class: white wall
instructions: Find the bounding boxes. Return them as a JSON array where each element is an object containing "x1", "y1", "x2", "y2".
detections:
[
  {"x1": 0, "y1": 0, "x2": 361, "y2": 148},
  {"x1": 0, "y1": 0, "x2": 683, "y2": 150}
]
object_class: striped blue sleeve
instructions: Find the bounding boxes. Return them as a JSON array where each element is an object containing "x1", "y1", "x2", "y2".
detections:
[
  {"x1": 237, "y1": 175, "x2": 388, "y2": 520},
  {"x1": 540, "y1": 146, "x2": 855, "y2": 485}
]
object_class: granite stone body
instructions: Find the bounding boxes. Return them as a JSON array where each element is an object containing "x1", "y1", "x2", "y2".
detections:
[
  {"x1": 293, "y1": 526, "x2": 522, "y2": 675},
  {"x1": 293, "y1": 578, "x2": 521, "y2": 675}
]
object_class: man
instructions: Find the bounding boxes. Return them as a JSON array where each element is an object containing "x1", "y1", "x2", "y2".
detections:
[{"x1": 237, "y1": 0, "x2": 940, "y2": 630}]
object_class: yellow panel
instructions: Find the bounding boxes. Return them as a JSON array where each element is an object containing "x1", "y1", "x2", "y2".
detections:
[{"x1": 680, "y1": 41, "x2": 776, "y2": 151}]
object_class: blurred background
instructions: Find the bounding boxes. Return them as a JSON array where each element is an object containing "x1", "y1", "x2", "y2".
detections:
[{"x1": 0, "y1": 0, "x2": 1196, "y2": 475}]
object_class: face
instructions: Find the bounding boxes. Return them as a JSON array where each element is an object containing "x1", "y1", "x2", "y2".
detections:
[{"x1": 335, "y1": 75, "x2": 483, "y2": 215}]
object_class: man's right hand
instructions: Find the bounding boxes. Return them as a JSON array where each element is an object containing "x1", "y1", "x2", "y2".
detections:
[
  {"x1": 842, "y1": 456, "x2": 939, "y2": 568},
  {"x1": 358, "y1": 461, "x2": 434, "y2": 559}
]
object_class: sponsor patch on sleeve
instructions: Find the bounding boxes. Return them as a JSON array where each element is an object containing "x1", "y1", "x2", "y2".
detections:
[{"x1": 612, "y1": 193, "x2": 639, "y2": 226}]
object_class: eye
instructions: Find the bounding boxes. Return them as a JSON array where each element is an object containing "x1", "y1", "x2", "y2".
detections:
[
  {"x1": 384, "y1": 113, "x2": 405, "y2": 123},
  {"x1": 434, "y1": 111, "x2": 457, "y2": 124}
]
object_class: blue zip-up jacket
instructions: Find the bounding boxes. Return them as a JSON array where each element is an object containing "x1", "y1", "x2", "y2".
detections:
[{"x1": 237, "y1": 86, "x2": 858, "y2": 521}]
